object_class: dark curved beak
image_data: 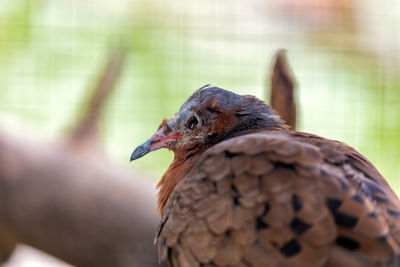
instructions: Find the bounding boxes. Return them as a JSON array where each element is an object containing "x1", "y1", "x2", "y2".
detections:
[
  {"x1": 130, "y1": 123, "x2": 180, "y2": 162},
  {"x1": 130, "y1": 139, "x2": 152, "y2": 161}
]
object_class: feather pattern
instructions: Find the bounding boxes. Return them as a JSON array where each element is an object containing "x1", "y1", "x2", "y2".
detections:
[{"x1": 157, "y1": 132, "x2": 400, "y2": 266}]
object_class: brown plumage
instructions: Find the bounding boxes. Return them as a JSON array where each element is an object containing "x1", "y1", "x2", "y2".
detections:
[{"x1": 131, "y1": 86, "x2": 400, "y2": 266}]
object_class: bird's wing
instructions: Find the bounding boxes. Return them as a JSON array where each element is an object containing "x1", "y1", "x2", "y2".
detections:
[
  {"x1": 157, "y1": 132, "x2": 400, "y2": 267},
  {"x1": 291, "y1": 131, "x2": 400, "y2": 241}
]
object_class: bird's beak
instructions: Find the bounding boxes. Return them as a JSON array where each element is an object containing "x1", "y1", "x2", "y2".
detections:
[{"x1": 130, "y1": 123, "x2": 181, "y2": 162}]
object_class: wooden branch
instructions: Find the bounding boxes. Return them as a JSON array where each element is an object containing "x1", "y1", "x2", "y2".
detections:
[
  {"x1": 0, "y1": 130, "x2": 164, "y2": 267},
  {"x1": 269, "y1": 50, "x2": 297, "y2": 130},
  {"x1": 0, "y1": 49, "x2": 166, "y2": 266}
]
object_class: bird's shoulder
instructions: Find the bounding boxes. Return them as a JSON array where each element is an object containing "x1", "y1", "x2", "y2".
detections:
[
  {"x1": 289, "y1": 131, "x2": 388, "y2": 185},
  {"x1": 157, "y1": 130, "x2": 400, "y2": 267}
]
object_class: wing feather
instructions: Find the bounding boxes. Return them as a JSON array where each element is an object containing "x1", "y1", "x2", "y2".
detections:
[{"x1": 157, "y1": 132, "x2": 400, "y2": 266}]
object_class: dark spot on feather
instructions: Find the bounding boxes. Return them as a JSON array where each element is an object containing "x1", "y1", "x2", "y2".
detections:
[
  {"x1": 225, "y1": 229, "x2": 232, "y2": 236},
  {"x1": 256, "y1": 217, "x2": 269, "y2": 231},
  {"x1": 374, "y1": 196, "x2": 389, "y2": 203},
  {"x1": 361, "y1": 184, "x2": 374, "y2": 199},
  {"x1": 332, "y1": 212, "x2": 358, "y2": 228},
  {"x1": 388, "y1": 209, "x2": 400, "y2": 217},
  {"x1": 378, "y1": 235, "x2": 388, "y2": 242},
  {"x1": 233, "y1": 196, "x2": 240, "y2": 207},
  {"x1": 327, "y1": 198, "x2": 358, "y2": 228},
  {"x1": 360, "y1": 178, "x2": 387, "y2": 203},
  {"x1": 280, "y1": 239, "x2": 301, "y2": 257},
  {"x1": 352, "y1": 193, "x2": 364, "y2": 204},
  {"x1": 224, "y1": 151, "x2": 236, "y2": 158},
  {"x1": 167, "y1": 247, "x2": 173, "y2": 266},
  {"x1": 333, "y1": 159, "x2": 354, "y2": 166},
  {"x1": 235, "y1": 114, "x2": 248, "y2": 118},
  {"x1": 337, "y1": 178, "x2": 350, "y2": 190},
  {"x1": 336, "y1": 236, "x2": 360, "y2": 251},
  {"x1": 211, "y1": 181, "x2": 217, "y2": 193},
  {"x1": 320, "y1": 169, "x2": 330, "y2": 177},
  {"x1": 360, "y1": 177, "x2": 384, "y2": 194},
  {"x1": 290, "y1": 217, "x2": 311, "y2": 235},
  {"x1": 275, "y1": 162, "x2": 294, "y2": 170},
  {"x1": 292, "y1": 195, "x2": 302, "y2": 212},
  {"x1": 231, "y1": 184, "x2": 238, "y2": 193},
  {"x1": 326, "y1": 198, "x2": 342, "y2": 211},
  {"x1": 345, "y1": 174, "x2": 353, "y2": 179},
  {"x1": 260, "y1": 203, "x2": 270, "y2": 217}
]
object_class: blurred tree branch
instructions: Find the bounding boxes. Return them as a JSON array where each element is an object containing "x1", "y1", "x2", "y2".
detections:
[
  {"x1": 268, "y1": 49, "x2": 297, "y2": 130},
  {"x1": 0, "y1": 49, "x2": 165, "y2": 267},
  {"x1": 69, "y1": 49, "x2": 127, "y2": 149}
]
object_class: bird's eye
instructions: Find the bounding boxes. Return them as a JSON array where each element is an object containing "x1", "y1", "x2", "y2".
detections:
[{"x1": 186, "y1": 116, "x2": 198, "y2": 130}]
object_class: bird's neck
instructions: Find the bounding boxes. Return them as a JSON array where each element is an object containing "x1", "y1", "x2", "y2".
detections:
[{"x1": 156, "y1": 153, "x2": 199, "y2": 215}]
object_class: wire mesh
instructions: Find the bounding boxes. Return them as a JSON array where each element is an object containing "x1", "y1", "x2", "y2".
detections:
[{"x1": 0, "y1": 0, "x2": 399, "y2": 187}]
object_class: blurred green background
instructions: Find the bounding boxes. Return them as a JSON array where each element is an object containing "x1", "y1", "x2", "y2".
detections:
[{"x1": 0, "y1": 0, "x2": 399, "y2": 190}]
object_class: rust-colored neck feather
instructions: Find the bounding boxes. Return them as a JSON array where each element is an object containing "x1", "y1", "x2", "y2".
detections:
[{"x1": 156, "y1": 154, "x2": 198, "y2": 215}]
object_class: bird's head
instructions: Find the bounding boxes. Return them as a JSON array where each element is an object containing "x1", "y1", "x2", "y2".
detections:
[{"x1": 130, "y1": 85, "x2": 286, "y2": 162}]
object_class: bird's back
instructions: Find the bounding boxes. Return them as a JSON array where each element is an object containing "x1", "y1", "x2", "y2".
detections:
[{"x1": 156, "y1": 130, "x2": 400, "y2": 267}]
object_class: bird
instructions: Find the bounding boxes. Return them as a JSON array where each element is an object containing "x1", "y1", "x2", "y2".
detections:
[{"x1": 130, "y1": 85, "x2": 400, "y2": 267}]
